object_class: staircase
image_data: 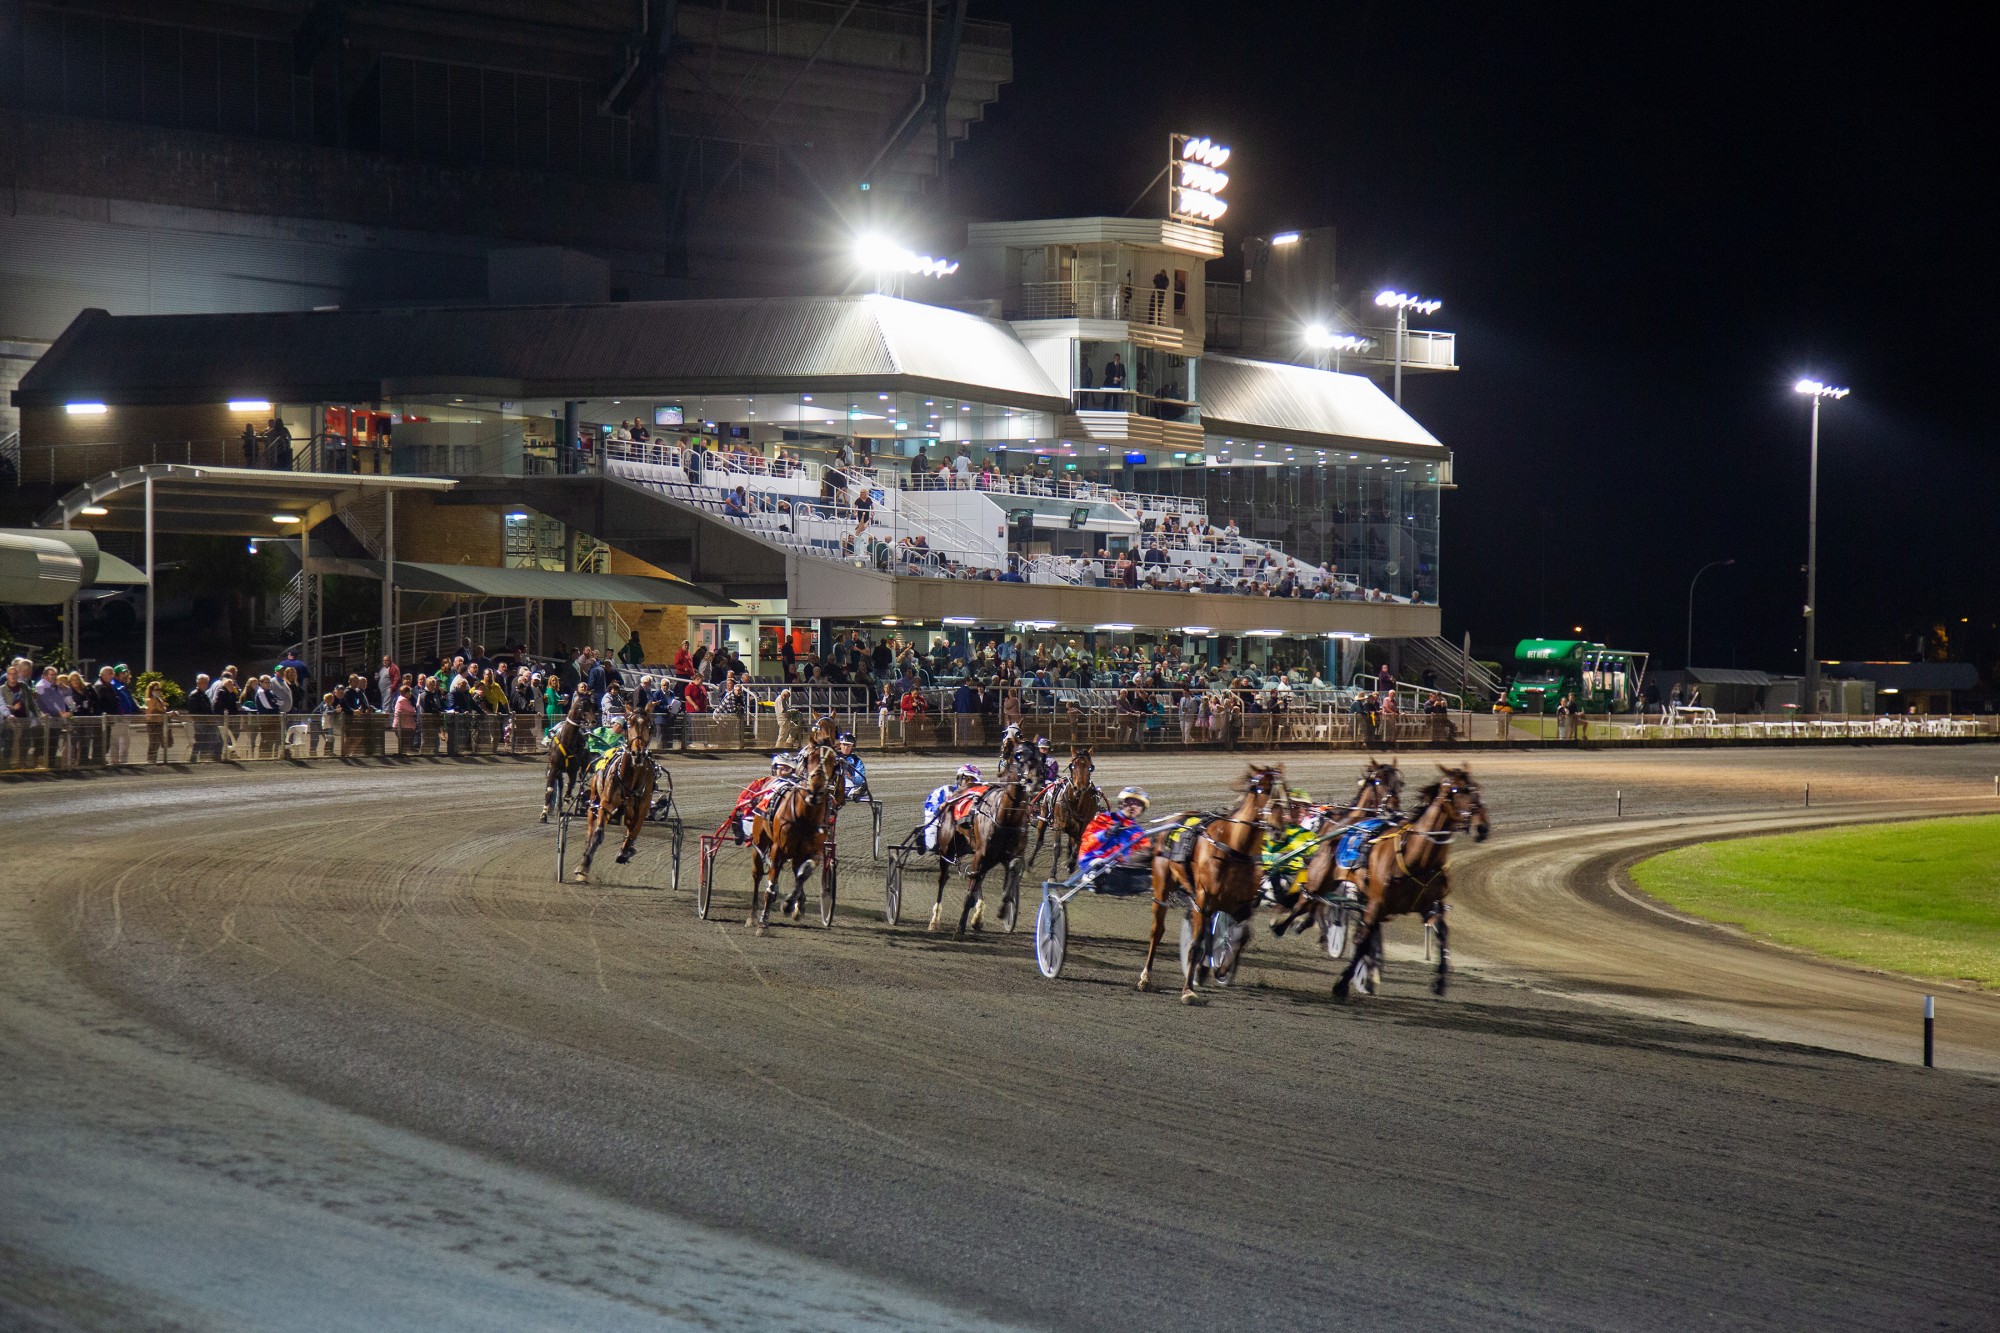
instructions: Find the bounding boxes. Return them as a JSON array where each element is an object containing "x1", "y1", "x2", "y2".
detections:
[{"x1": 1397, "y1": 636, "x2": 1501, "y2": 700}]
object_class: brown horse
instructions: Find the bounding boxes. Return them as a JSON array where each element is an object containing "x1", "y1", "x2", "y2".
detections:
[
  {"x1": 541, "y1": 693, "x2": 593, "y2": 823},
  {"x1": 574, "y1": 711, "x2": 659, "y2": 882},
  {"x1": 1140, "y1": 764, "x2": 1285, "y2": 1003},
  {"x1": 1030, "y1": 745, "x2": 1104, "y2": 875},
  {"x1": 929, "y1": 745, "x2": 1037, "y2": 938},
  {"x1": 1267, "y1": 758, "x2": 1405, "y2": 939},
  {"x1": 1332, "y1": 765, "x2": 1490, "y2": 1000},
  {"x1": 747, "y1": 739, "x2": 843, "y2": 934}
]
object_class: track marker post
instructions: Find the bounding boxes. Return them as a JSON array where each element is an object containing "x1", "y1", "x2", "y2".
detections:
[
  {"x1": 1616, "y1": 790, "x2": 1623, "y2": 817},
  {"x1": 1804, "y1": 782, "x2": 1811, "y2": 808},
  {"x1": 1924, "y1": 995, "x2": 1935, "y2": 1068}
]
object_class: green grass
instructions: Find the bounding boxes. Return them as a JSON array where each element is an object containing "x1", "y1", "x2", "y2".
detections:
[{"x1": 1630, "y1": 815, "x2": 2000, "y2": 987}]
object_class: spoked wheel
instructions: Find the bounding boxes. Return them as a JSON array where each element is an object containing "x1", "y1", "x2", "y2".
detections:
[
  {"x1": 696, "y1": 842, "x2": 717, "y2": 920},
  {"x1": 819, "y1": 858, "x2": 838, "y2": 927},
  {"x1": 1211, "y1": 916, "x2": 1249, "y2": 987},
  {"x1": 869, "y1": 803, "x2": 884, "y2": 863},
  {"x1": 998, "y1": 859, "x2": 1024, "y2": 933},
  {"x1": 884, "y1": 850, "x2": 907, "y2": 925},
  {"x1": 1323, "y1": 900, "x2": 1353, "y2": 960},
  {"x1": 1034, "y1": 890, "x2": 1068, "y2": 979},
  {"x1": 666, "y1": 822, "x2": 685, "y2": 893},
  {"x1": 555, "y1": 811, "x2": 571, "y2": 883}
]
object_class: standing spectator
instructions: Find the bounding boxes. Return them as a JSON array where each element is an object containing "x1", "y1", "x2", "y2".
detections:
[
  {"x1": 265, "y1": 416, "x2": 293, "y2": 469},
  {"x1": 2, "y1": 658, "x2": 42, "y2": 769},
  {"x1": 185, "y1": 673, "x2": 216, "y2": 761},
  {"x1": 143, "y1": 680, "x2": 171, "y2": 763},
  {"x1": 376, "y1": 656, "x2": 400, "y2": 706},
  {"x1": 271, "y1": 666, "x2": 296, "y2": 716},
  {"x1": 241, "y1": 421, "x2": 261, "y2": 468},
  {"x1": 682, "y1": 673, "x2": 709, "y2": 716},
  {"x1": 35, "y1": 665, "x2": 70, "y2": 764},
  {"x1": 90, "y1": 667, "x2": 128, "y2": 763},
  {"x1": 619, "y1": 630, "x2": 646, "y2": 667},
  {"x1": 672, "y1": 640, "x2": 695, "y2": 680},
  {"x1": 393, "y1": 684, "x2": 418, "y2": 753},
  {"x1": 1375, "y1": 662, "x2": 1394, "y2": 698}
]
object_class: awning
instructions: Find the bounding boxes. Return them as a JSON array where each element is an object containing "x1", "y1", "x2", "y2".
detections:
[
  {"x1": 0, "y1": 527, "x2": 150, "y2": 603},
  {"x1": 40, "y1": 464, "x2": 459, "y2": 536},
  {"x1": 316, "y1": 558, "x2": 735, "y2": 607},
  {"x1": 1198, "y1": 354, "x2": 1447, "y2": 456}
]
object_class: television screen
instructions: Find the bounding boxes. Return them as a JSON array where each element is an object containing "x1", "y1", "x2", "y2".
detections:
[{"x1": 654, "y1": 405, "x2": 685, "y2": 427}]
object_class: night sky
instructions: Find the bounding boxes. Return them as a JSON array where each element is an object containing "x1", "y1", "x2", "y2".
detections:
[{"x1": 954, "y1": 4, "x2": 1996, "y2": 673}]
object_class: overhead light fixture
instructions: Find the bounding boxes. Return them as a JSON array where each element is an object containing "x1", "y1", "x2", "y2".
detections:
[
  {"x1": 943, "y1": 616, "x2": 977, "y2": 626},
  {"x1": 1793, "y1": 379, "x2": 1850, "y2": 399},
  {"x1": 1375, "y1": 290, "x2": 1442, "y2": 316},
  {"x1": 227, "y1": 399, "x2": 273, "y2": 412},
  {"x1": 1248, "y1": 629, "x2": 1284, "y2": 637},
  {"x1": 880, "y1": 617, "x2": 899, "y2": 626},
  {"x1": 65, "y1": 402, "x2": 108, "y2": 415},
  {"x1": 79, "y1": 505, "x2": 109, "y2": 516},
  {"x1": 1270, "y1": 232, "x2": 1301, "y2": 246},
  {"x1": 855, "y1": 232, "x2": 960, "y2": 277},
  {"x1": 1181, "y1": 626, "x2": 1211, "y2": 635},
  {"x1": 1094, "y1": 623, "x2": 1134, "y2": 632},
  {"x1": 506, "y1": 511, "x2": 530, "y2": 521},
  {"x1": 270, "y1": 513, "x2": 300, "y2": 524}
]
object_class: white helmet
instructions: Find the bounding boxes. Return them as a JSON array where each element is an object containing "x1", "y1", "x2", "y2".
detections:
[
  {"x1": 957, "y1": 762, "x2": 982, "y2": 782},
  {"x1": 771, "y1": 754, "x2": 797, "y2": 774},
  {"x1": 1116, "y1": 785, "x2": 1149, "y2": 810}
]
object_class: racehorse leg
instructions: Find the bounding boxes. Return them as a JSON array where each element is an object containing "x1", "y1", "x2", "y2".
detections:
[
  {"x1": 1333, "y1": 900, "x2": 1383, "y2": 1001},
  {"x1": 575, "y1": 814, "x2": 605, "y2": 883},
  {"x1": 954, "y1": 869, "x2": 983, "y2": 940},
  {"x1": 615, "y1": 798, "x2": 644, "y2": 863},
  {"x1": 1138, "y1": 866, "x2": 1170, "y2": 992},
  {"x1": 1430, "y1": 897, "x2": 1450, "y2": 996},
  {"x1": 784, "y1": 854, "x2": 809, "y2": 919},
  {"x1": 1181, "y1": 901, "x2": 1207, "y2": 1004},
  {"x1": 748, "y1": 845, "x2": 771, "y2": 932},
  {"x1": 542, "y1": 766, "x2": 557, "y2": 823},
  {"x1": 929, "y1": 860, "x2": 949, "y2": 931}
]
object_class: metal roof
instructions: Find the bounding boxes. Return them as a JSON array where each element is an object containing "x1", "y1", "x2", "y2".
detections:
[
  {"x1": 39, "y1": 464, "x2": 458, "y2": 536},
  {"x1": 1197, "y1": 354, "x2": 1447, "y2": 455},
  {"x1": 315, "y1": 559, "x2": 734, "y2": 607},
  {"x1": 15, "y1": 296, "x2": 1069, "y2": 413}
]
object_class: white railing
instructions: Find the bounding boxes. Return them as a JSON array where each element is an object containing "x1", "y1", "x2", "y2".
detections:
[
  {"x1": 1068, "y1": 386, "x2": 1197, "y2": 422},
  {"x1": 1010, "y1": 278, "x2": 1188, "y2": 330}
]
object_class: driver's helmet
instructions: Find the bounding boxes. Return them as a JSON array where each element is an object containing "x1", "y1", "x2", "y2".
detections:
[
  {"x1": 771, "y1": 753, "x2": 797, "y2": 775},
  {"x1": 836, "y1": 731, "x2": 856, "y2": 749},
  {"x1": 956, "y1": 762, "x2": 982, "y2": 783},
  {"x1": 1116, "y1": 785, "x2": 1149, "y2": 811},
  {"x1": 1288, "y1": 786, "x2": 1311, "y2": 803},
  {"x1": 1034, "y1": 735, "x2": 1052, "y2": 751}
]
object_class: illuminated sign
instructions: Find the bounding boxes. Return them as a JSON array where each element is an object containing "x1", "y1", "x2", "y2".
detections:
[{"x1": 1169, "y1": 134, "x2": 1232, "y2": 224}]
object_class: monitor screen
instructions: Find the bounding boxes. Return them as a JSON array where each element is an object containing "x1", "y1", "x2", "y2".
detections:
[{"x1": 654, "y1": 405, "x2": 685, "y2": 427}]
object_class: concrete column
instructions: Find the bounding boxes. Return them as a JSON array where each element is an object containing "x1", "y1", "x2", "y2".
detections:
[
  {"x1": 749, "y1": 616, "x2": 763, "y2": 677},
  {"x1": 381, "y1": 488, "x2": 396, "y2": 666},
  {"x1": 143, "y1": 475, "x2": 155, "y2": 674}
]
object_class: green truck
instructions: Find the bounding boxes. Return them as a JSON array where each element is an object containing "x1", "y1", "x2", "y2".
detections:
[{"x1": 1504, "y1": 639, "x2": 1649, "y2": 714}]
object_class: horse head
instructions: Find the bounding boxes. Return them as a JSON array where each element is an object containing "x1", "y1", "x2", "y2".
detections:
[
  {"x1": 1068, "y1": 745, "x2": 1094, "y2": 787},
  {"x1": 625, "y1": 709, "x2": 653, "y2": 754},
  {"x1": 1434, "y1": 765, "x2": 1490, "y2": 841},
  {"x1": 1355, "y1": 758, "x2": 1405, "y2": 813}
]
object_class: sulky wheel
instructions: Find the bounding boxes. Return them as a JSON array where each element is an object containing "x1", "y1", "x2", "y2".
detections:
[
  {"x1": 1034, "y1": 891, "x2": 1068, "y2": 979},
  {"x1": 884, "y1": 851, "x2": 905, "y2": 925},
  {"x1": 1323, "y1": 901, "x2": 1352, "y2": 960},
  {"x1": 1212, "y1": 917, "x2": 1249, "y2": 987},
  {"x1": 819, "y1": 858, "x2": 838, "y2": 926},
  {"x1": 998, "y1": 858, "x2": 1024, "y2": 933},
  {"x1": 667, "y1": 822, "x2": 685, "y2": 893},
  {"x1": 555, "y1": 810, "x2": 573, "y2": 883},
  {"x1": 696, "y1": 844, "x2": 716, "y2": 920}
]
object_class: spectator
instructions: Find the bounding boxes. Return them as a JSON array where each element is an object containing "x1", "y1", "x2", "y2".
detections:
[
  {"x1": 619, "y1": 630, "x2": 646, "y2": 666},
  {"x1": 143, "y1": 680, "x2": 171, "y2": 763},
  {"x1": 683, "y1": 674, "x2": 710, "y2": 715},
  {"x1": 393, "y1": 684, "x2": 418, "y2": 753},
  {"x1": 377, "y1": 656, "x2": 401, "y2": 704}
]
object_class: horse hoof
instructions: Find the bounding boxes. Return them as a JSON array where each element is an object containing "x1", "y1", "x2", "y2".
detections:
[
  {"x1": 1180, "y1": 990, "x2": 1202, "y2": 1006},
  {"x1": 540, "y1": 812, "x2": 550, "y2": 825},
  {"x1": 1432, "y1": 977, "x2": 1448, "y2": 997},
  {"x1": 1332, "y1": 979, "x2": 1351, "y2": 1002},
  {"x1": 616, "y1": 852, "x2": 633, "y2": 864},
  {"x1": 571, "y1": 872, "x2": 588, "y2": 884},
  {"x1": 753, "y1": 924, "x2": 769, "y2": 938},
  {"x1": 1136, "y1": 976, "x2": 1151, "y2": 992}
]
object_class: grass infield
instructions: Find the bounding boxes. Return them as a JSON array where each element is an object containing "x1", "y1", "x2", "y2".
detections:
[{"x1": 1630, "y1": 815, "x2": 2000, "y2": 987}]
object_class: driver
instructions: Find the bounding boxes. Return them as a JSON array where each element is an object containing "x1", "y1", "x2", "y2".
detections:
[
  {"x1": 1262, "y1": 786, "x2": 1322, "y2": 906},
  {"x1": 1032, "y1": 735, "x2": 1060, "y2": 786},
  {"x1": 583, "y1": 713, "x2": 628, "y2": 769},
  {"x1": 731, "y1": 753, "x2": 800, "y2": 843},
  {"x1": 833, "y1": 732, "x2": 870, "y2": 800},
  {"x1": 921, "y1": 762, "x2": 983, "y2": 852},
  {"x1": 1077, "y1": 786, "x2": 1151, "y2": 875}
]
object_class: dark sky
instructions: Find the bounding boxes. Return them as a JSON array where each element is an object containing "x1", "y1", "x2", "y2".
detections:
[{"x1": 952, "y1": 4, "x2": 1997, "y2": 671}]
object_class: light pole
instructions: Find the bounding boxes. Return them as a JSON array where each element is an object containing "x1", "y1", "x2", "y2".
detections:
[
  {"x1": 1793, "y1": 379, "x2": 1849, "y2": 711},
  {"x1": 1374, "y1": 290, "x2": 1441, "y2": 404},
  {"x1": 1686, "y1": 557, "x2": 1735, "y2": 668}
]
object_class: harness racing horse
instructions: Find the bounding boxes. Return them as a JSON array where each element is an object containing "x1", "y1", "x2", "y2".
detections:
[
  {"x1": 1332, "y1": 765, "x2": 1490, "y2": 1000},
  {"x1": 1140, "y1": 764, "x2": 1285, "y2": 1003},
  {"x1": 1030, "y1": 745, "x2": 1104, "y2": 876},
  {"x1": 541, "y1": 694, "x2": 593, "y2": 823},
  {"x1": 747, "y1": 740, "x2": 843, "y2": 934},
  {"x1": 573, "y1": 711, "x2": 659, "y2": 882},
  {"x1": 1266, "y1": 758, "x2": 1405, "y2": 940},
  {"x1": 930, "y1": 744, "x2": 1037, "y2": 938}
]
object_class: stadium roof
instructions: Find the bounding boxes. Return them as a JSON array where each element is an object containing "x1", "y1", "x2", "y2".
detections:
[
  {"x1": 1198, "y1": 355, "x2": 1447, "y2": 456},
  {"x1": 14, "y1": 296, "x2": 1069, "y2": 414},
  {"x1": 39, "y1": 464, "x2": 458, "y2": 536}
]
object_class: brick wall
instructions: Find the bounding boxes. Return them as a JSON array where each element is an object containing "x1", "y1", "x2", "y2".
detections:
[
  {"x1": 606, "y1": 545, "x2": 692, "y2": 664},
  {"x1": 393, "y1": 493, "x2": 502, "y2": 566}
]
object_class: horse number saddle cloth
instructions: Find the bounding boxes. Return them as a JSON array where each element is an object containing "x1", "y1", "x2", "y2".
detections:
[
  {"x1": 1161, "y1": 815, "x2": 1208, "y2": 866},
  {"x1": 1333, "y1": 818, "x2": 1394, "y2": 870}
]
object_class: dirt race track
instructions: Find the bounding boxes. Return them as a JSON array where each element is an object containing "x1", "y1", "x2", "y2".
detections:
[{"x1": 6, "y1": 746, "x2": 2000, "y2": 1331}]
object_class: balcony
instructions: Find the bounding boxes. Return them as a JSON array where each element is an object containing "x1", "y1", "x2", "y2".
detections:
[
  {"x1": 1204, "y1": 282, "x2": 1457, "y2": 374},
  {"x1": 1008, "y1": 279, "x2": 1194, "y2": 348},
  {"x1": 1063, "y1": 387, "x2": 1206, "y2": 452}
]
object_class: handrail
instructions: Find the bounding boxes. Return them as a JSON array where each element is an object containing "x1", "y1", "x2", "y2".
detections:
[{"x1": 1009, "y1": 278, "x2": 1190, "y2": 330}]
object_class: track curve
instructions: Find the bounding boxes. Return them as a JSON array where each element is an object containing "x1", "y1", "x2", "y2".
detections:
[{"x1": 6, "y1": 748, "x2": 2000, "y2": 1331}]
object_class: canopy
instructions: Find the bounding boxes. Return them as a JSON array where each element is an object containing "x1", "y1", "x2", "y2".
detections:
[{"x1": 316, "y1": 558, "x2": 735, "y2": 607}]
